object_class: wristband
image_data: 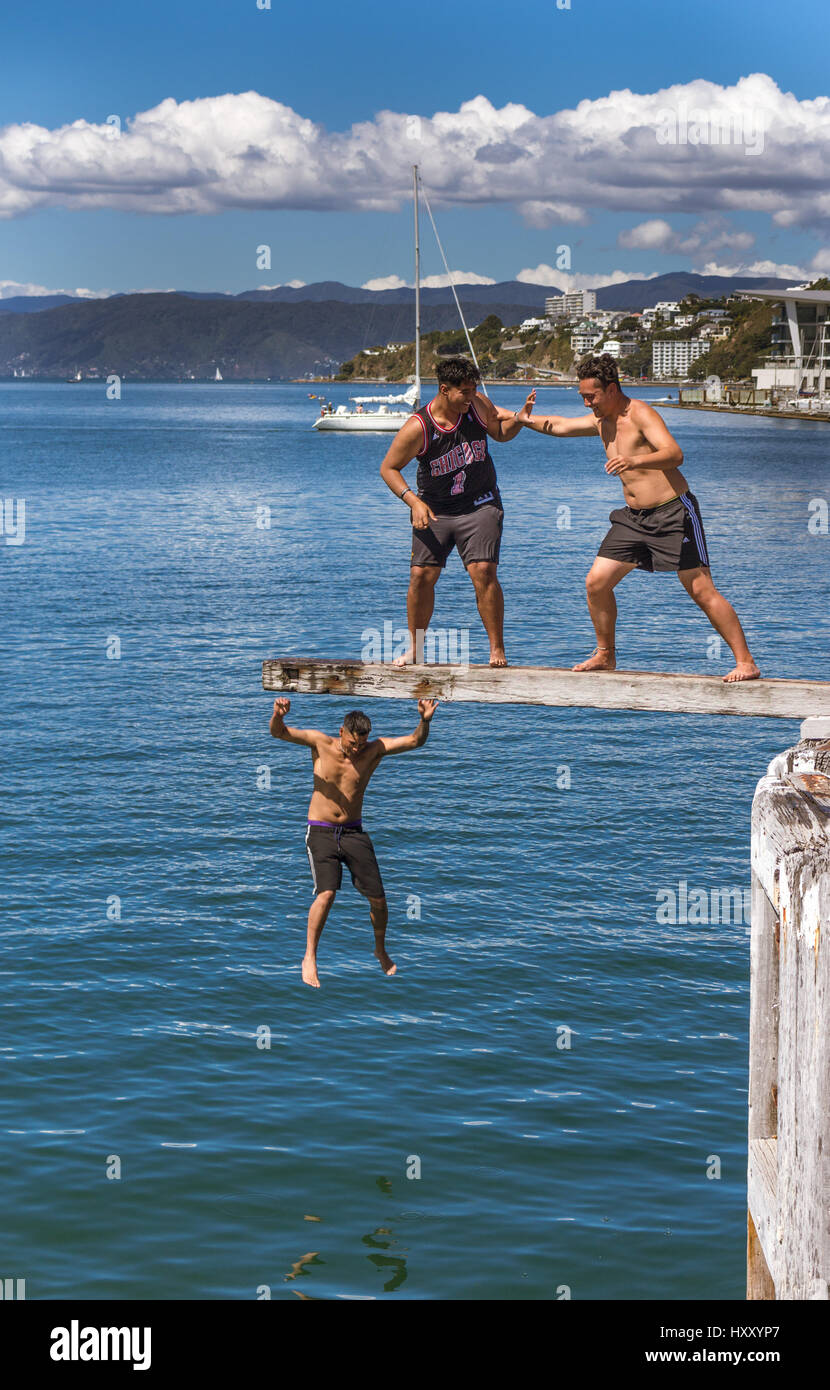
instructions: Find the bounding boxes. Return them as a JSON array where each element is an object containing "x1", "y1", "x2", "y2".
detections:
[{"x1": 400, "y1": 487, "x2": 413, "y2": 502}]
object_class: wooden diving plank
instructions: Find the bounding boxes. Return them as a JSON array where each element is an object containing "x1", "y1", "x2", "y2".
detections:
[{"x1": 262, "y1": 657, "x2": 830, "y2": 721}]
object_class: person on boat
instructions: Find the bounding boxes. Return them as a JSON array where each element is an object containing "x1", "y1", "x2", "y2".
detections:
[
  {"x1": 269, "y1": 696, "x2": 438, "y2": 988},
  {"x1": 514, "y1": 353, "x2": 760, "y2": 682},
  {"x1": 379, "y1": 357, "x2": 532, "y2": 667}
]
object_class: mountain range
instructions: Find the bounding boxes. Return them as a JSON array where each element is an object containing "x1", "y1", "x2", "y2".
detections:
[{"x1": 0, "y1": 273, "x2": 795, "y2": 378}]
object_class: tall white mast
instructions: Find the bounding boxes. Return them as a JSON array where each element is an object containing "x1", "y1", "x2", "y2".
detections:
[{"x1": 413, "y1": 164, "x2": 421, "y2": 406}]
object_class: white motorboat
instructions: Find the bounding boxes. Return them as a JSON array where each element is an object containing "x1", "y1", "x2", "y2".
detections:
[
  {"x1": 313, "y1": 167, "x2": 422, "y2": 432},
  {"x1": 313, "y1": 385, "x2": 419, "y2": 431}
]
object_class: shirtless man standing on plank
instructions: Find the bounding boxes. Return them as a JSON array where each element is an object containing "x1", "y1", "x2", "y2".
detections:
[
  {"x1": 516, "y1": 353, "x2": 760, "y2": 683},
  {"x1": 270, "y1": 697, "x2": 438, "y2": 987}
]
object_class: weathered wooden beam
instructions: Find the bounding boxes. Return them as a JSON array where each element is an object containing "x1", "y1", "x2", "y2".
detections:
[
  {"x1": 262, "y1": 657, "x2": 830, "y2": 721},
  {"x1": 748, "y1": 737, "x2": 830, "y2": 1300}
]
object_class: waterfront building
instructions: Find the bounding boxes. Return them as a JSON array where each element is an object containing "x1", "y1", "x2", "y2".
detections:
[{"x1": 735, "y1": 287, "x2": 830, "y2": 395}]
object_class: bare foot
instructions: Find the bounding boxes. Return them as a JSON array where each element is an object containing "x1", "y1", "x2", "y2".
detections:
[
  {"x1": 723, "y1": 660, "x2": 761, "y2": 683},
  {"x1": 572, "y1": 646, "x2": 616, "y2": 672},
  {"x1": 393, "y1": 649, "x2": 416, "y2": 667},
  {"x1": 489, "y1": 648, "x2": 508, "y2": 668},
  {"x1": 374, "y1": 947, "x2": 397, "y2": 977},
  {"x1": 302, "y1": 955, "x2": 321, "y2": 988}
]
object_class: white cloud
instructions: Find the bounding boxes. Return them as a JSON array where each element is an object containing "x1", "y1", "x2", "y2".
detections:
[
  {"x1": 361, "y1": 271, "x2": 496, "y2": 290},
  {"x1": 361, "y1": 275, "x2": 408, "y2": 291},
  {"x1": 619, "y1": 216, "x2": 754, "y2": 261},
  {"x1": 515, "y1": 264, "x2": 564, "y2": 286},
  {"x1": 0, "y1": 75, "x2": 827, "y2": 246},
  {"x1": 618, "y1": 219, "x2": 675, "y2": 251},
  {"x1": 699, "y1": 258, "x2": 808, "y2": 279},
  {"x1": 809, "y1": 248, "x2": 830, "y2": 272},
  {"x1": 0, "y1": 280, "x2": 110, "y2": 299},
  {"x1": 256, "y1": 279, "x2": 307, "y2": 289},
  {"x1": 517, "y1": 200, "x2": 588, "y2": 228},
  {"x1": 516, "y1": 265, "x2": 659, "y2": 290},
  {"x1": 421, "y1": 271, "x2": 496, "y2": 288}
]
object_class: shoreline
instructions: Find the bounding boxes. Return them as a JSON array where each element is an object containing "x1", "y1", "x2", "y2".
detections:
[{"x1": 664, "y1": 400, "x2": 830, "y2": 423}]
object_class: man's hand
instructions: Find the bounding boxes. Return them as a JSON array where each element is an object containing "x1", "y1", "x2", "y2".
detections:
[
  {"x1": 410, "y1": 498, "x2": 437, "y2": 531},
  {"x1": 517, "y1": 389, "x2": 536, "y2": 423},
  {"x1": 272, "y1": 697, "x2": 290, "y2": 720},
  {"x1": 418, "y1": 698, "x2": 438, "y2": 721},
  {"x1": 605, "y1": 454, "x2": 633, "y2": 476}
]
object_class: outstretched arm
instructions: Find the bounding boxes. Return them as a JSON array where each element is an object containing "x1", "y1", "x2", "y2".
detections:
[
  {"x1": 269, "y1": 698, "x2": 324, "y2": 748},
  {"x1": 477, "y1": 391, "x2": 536, "y2": 442},
  {"x1": 376, "y1": 699, "x2": 438, "y2": 756},
  {"x1": 517, "y1": 393, "x2": 599, "y2": 437}
]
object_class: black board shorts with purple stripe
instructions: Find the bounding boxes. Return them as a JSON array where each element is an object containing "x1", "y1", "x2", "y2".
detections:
[
  {"x1": 305, "y1": 820, "x2": 385, "y2": 899},
  {"x1": 597, "y1": 490, "x2": 710, "y2": 572}
]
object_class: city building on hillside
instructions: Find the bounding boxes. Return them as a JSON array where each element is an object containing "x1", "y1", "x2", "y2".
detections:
[
  {"x1": 601, "y1": 334, "x2": 639, "y2": 359},
  {"x1": 673, "y1": 314, "x2": 696, "y2": 328},
  {"x1": 735, "y1": 286, "x2": 830, "y2": 395},
  {"x1": 652, "y1": 338, "x2": 708, "y2": 377},
  {"x1": 518, "y1": 317, "x2": 553, "y2": 332},
  {"x1": 571, "y1": 323, "x2": 604, "y2": 354},
  {"x1": 698, "y1": 321, "x2": 732, "y2": 340},
  {"x1": 695, "y1": 307, "x2": 730, "y2": 321},
  {"x1": 654, "y1": 301, "x2": 680, "y2": 314},
  {"x1": 545, "y1": 290, "x2": 597, "y2": 319}
]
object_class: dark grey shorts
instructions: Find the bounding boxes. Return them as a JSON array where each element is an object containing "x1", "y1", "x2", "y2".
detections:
[
  {"x1": 597, "y1": 491, "x2": 710, "y2": 572},
  {"x1": 410, "y1": 503, "x2": 504, "y2": 569}
]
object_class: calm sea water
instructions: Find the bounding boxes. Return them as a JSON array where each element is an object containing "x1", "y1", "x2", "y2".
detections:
[{"x1": 1, "y1": 382, "x2": 828, "y2": 1300}]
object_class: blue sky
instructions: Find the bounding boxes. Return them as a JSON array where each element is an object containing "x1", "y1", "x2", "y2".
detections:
[{"x1": 1, "y1": 0, "x2": 828, "y2": 297}]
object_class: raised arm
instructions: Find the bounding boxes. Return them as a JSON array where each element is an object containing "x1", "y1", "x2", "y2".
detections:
[
  {"x1": 269, "y1": 697, "x2": 324, "y2": 748},
  {"x1": 379, "y1": 416, "x2": 437, "y2": 531},
  {"x1": 376, "y1": 699, "x2": 438, "y2": 756},
  {"x1": 476, "y1": 390, "x2": 535, "y2": 442}
]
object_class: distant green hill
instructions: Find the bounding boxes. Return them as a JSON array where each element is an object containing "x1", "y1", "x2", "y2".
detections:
[{"x1": 0, "y1": 292, "x2": 538, "y2": 379}]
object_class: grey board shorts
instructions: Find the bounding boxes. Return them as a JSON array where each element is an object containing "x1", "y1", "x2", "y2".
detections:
[
  {"x1": 597, "y1": 491, "x2": 710, "y2": 572},
  {"x1": 410, "y1": 501, "x2": 504, "y2": 568}
]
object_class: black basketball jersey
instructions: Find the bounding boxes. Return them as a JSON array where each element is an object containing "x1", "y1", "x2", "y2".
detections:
[{"x1": 413, "y1": 398, "x2": 501, "y2": 516}]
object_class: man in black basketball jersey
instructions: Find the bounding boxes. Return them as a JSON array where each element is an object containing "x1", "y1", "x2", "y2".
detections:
[{"x1": 379, "y1": 357, "x2": 530, "y2": 666}]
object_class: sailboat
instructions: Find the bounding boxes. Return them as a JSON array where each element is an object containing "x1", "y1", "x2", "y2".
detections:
[
  {"x1": 214, "y1": 367, "x2": 223, "y2": 381},
  {"x1": 313, "y1": 166, "x2": 422, "y2": 432}
]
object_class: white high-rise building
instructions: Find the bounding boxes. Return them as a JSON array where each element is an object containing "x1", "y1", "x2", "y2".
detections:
[
  {"x1": 545, "y1": 290, "x2": 597, "y2": 319},
  {"x1": 652, "y1": 339, "x2": 708, "y2": 378}
]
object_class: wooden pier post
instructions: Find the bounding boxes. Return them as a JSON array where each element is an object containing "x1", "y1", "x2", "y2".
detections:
[{"x1": 748, "y1": 716, "x2": 830, "y2": 1299}]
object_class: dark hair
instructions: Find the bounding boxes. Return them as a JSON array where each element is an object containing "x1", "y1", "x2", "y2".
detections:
[
  {"x1": 436, "y1": 356, "x2": 481, "y2": 389},
  {"x1": 342, "y1": 710, "x2": 371, "y2": 736},
  {"x1": 576, "y1": 353, "x2": 620, "y2": 389}
]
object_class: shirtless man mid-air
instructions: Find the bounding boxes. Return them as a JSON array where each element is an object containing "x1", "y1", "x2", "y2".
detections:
[
  {"x1": 517, "y1": 353, "x2": 760, "y2": 682},
  {"x1": 269, "y1": 697, "x2": 438, "y2": 987}
]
